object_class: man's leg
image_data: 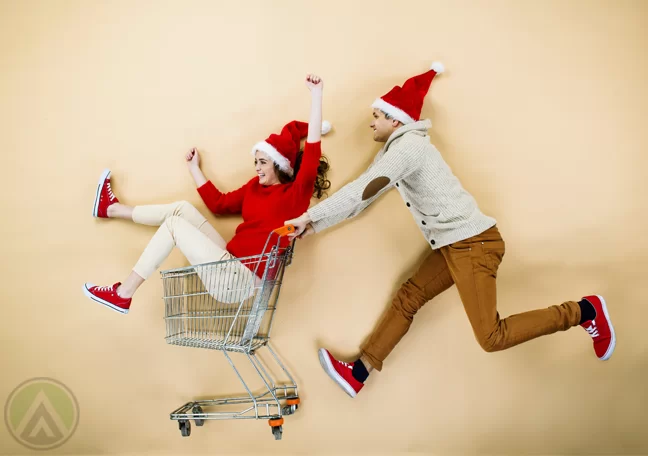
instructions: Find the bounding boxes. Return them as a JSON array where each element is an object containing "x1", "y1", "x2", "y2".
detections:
[
  {"x1": 360, "y1": 249, "x2": 455, "y2": 371},
  {"x1": 318, "y1": 248, "x2": 454, "y2": 397},
  {"x1": 440, "y1": 225, "x2": 615, "y2": 359}
]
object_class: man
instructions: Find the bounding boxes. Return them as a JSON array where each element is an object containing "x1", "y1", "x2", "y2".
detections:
[{"x1": 285, "y1": 62, "x2": 615, "y2": 398}]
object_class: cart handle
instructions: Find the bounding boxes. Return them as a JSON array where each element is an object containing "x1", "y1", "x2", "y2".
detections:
[{"x1": 273, "y1": 225, "x2": 296, "y2": 237}]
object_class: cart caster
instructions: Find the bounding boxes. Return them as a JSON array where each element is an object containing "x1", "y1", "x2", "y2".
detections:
[
  {"x1": 179, "y1": 420, "x2": 191, "y2": 437},
  {"x1": 282, "y1": 397, "x2": 300, "y2": 416},
  {"x1": 282, "y1": 405, "x2": 296, "y2": 415},
  {"x1": 192, "y1": 406, "x2": 205, "y2": 426},
  {"x1": 269, "y1": 418, "x2": 284, "y2": 441}
]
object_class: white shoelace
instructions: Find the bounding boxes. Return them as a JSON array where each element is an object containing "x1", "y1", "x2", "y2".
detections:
[
  {"x1": 338, "y1": 360, "x2": 352, "y2": 369},
  {"x1": 585, "y1": 322, "x2": 600, "y2": 338},
  {"x1": 106, "y1": 182, "x2": 116, "y2": 201},
  {"x1": 94, "y1": 285, "x2": 114, "y2": 292}
]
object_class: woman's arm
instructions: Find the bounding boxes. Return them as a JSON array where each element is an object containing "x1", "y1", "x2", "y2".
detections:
[
  {"x1": 292, "y1": 75, "x2": 326, "y2": 193},
  {"x1": 306, "y1": 74, "x2": 323, "y2": 144},
  {"x1": 185, "y1": 147, "x2": 249, "y2": 215},
  {"x1": 196, "y1": 179, "x2": 251, "y2": 215},
  {"x1": 186, "y1": 147, "x2": 208, "y2": 187}
]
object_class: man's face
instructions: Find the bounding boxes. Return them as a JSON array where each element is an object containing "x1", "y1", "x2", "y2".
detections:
[{"x1": 370, "y1": 108, "x2": 401, "y2": 142}]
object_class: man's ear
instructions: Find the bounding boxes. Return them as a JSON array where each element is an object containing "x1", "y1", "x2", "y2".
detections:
[{"x1": 392, "y1": 119, "x2": 402, "y2": 128}]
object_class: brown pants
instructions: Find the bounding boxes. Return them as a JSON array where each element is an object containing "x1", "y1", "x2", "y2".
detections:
[{"x1": 361, "y1": 225, "x2": 582, "y2": 371}]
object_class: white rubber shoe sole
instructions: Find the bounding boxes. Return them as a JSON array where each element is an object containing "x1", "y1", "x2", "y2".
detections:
[
  {"x1": 594, "y1": 294, "x2": 616, "y2": 361},
  {"x1": 318, "y1": 348, "x2": 357, "y2": 398},
  {"x1": 92, "y1": 168, "x2": 111, "y2": 217}
]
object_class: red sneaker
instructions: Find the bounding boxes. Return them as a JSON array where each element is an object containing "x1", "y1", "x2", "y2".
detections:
[
  {"x1": 93, "y1": 169, "x2": 119, "y2": 218},
  {"x1": 318, "y1": 348, "x2": 364, "y2": 398},
  {"x1": 83, "y1": 282, "x2": 131, "y2": 314},
  {"x1": 580, "y1": 295, "x2": 616, "y2": 360}
]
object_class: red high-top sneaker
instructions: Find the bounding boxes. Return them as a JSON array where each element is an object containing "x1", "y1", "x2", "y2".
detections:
[{"x1": 92, "y1": 169, "x2": 119, "y2": 218}]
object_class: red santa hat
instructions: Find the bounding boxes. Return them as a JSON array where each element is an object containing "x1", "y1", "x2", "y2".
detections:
[
  {"x1": 251, "y1": 119, "x2": 331, "y2": 176},
  {"x1": 371, "y1": 62, "x2": 445, "y2": 124}
]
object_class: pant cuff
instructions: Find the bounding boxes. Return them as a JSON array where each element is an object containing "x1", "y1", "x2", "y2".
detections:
[{"x1": 360, "y1": 348, "x2": 383, "y2": 372}]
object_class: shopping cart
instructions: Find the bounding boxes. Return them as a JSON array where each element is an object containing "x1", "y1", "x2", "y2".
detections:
[{"x1": 160, "y1": 225, "x2": 300, "y2": 441}]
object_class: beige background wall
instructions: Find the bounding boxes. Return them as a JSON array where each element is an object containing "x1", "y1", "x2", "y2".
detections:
[{"x1": 1, "y1": 0, "x2": 647, "y2": 454}]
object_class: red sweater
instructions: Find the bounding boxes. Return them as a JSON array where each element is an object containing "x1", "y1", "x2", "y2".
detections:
[{"x1": 196, "y1": 141, "x2": 322, "y2": 278}]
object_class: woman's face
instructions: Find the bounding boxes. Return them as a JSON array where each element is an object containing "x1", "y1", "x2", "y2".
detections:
[{"x1": 255, "y1": 151, "x2": 280, "y2": 186}]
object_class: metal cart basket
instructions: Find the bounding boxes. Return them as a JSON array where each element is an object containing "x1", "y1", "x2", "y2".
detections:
[{"x1": 160, "y1": 225, "x2": 299, "y2": 440}]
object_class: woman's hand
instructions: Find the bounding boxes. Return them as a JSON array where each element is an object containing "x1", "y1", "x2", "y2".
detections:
[
  {"x1": 186, "y1": 147, "x2": 207, "y2": 187},
  {"x1": 305, "y1": 74, "x2": 323, "y2": 92},
  {"x1": 186, "y1": 147, "x2": 200, "y2": 171}
]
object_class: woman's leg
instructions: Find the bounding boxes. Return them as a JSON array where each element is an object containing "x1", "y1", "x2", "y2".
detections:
[
  {"x1": 93, "y1": 169, "x2": 226, "y2": 248},
  {"x1": 129, "y1": 215, "x2": 229, "y2": 286},
  {"x1": 106, "y1": 203, "x2": 134, "y2": 220},
  {"x1": 108, "y1": 200, "x2": 227, "y2": 250},
  {"x1": 83, "y1": 215, "x2": 253, "y2": 314},
  {"x1": 130, "y1": 201, "x2": 227, "y2": 249}
]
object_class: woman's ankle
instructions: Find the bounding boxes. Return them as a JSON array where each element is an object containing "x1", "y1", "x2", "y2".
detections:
[
  {"x1": 116, "y1": 283, "x2": 134, "y2": 299},
  {"x1": 107, "y1": 203, "x2": 135, "y2": 220},
  {"x1": 106, "y1": 203, "x2": 120, "y2": 218},
  {"x1": 117, "y1": 271, "x2": 145, "y2": 298}
]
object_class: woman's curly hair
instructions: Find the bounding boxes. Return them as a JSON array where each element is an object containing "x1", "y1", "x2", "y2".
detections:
[{"x1": 275, "y1": 150, "x2": 331, "y2": 199}]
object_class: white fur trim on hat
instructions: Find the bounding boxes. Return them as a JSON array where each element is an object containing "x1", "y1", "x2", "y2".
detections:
[
  {"x1": 430, "y1": 61, "x2": 445, "y2": 74},
  {"x1": 251, "y1": 141, "x2": 294, "y2": 176},
  {"x1": 321, "y1": 120, "x2": 332, "y2": 135},
  {"x1": 371, "y1": 98, "x2": 416, "y2": 124}
]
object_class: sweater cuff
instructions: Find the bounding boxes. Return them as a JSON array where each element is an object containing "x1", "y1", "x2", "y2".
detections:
[
  {"x1": 310, "y1": 218, "x2": 328, "y2": 234},
  {"x1": 196, "y1": 180, "x2": 216, "y2": 197},
  {"x1": 307, "y1": 204, "x2": 327, "y2": 223},
  {"x1": 304, "y1": 141, "x2": 321, "y2": 153}
]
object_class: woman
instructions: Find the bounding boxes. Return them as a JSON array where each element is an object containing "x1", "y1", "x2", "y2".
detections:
[{"x1": 83, "y1": 74, "x2": 331, "y2": 314}]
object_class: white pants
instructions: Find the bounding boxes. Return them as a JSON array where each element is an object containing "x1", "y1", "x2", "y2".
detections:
[{"x1": 131, "y1": 200, "x2": 257, "y2": 304}]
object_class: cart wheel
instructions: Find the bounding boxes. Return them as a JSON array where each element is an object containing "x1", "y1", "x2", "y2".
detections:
[
  {"x1": 271, "y1": 425, "x2": 283, "y2": 440},
  {"x1": 285, "y1": 397, "x2": 300, "y2": 414},
  {"x1": 192, "y1": 406, "x2": 205, "y2": 426},
  {"x1": 269, "y1": 418, "x2": 283, "y2": 440},
  {"x1": 179, "y1": 420, "x2": 191, "y2": 437},
  {"x1": 282, "y1": 404, "x2": 297, "y2": 415},
  {"x1": 282, "y1": 396, "x2": 300, "y2": 415}
]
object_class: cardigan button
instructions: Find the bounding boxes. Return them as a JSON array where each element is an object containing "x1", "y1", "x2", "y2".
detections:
[
  {"x1": 422, "y1": 221, "x2": 426, "y2": 225},
  {"x1": 406, "y1": 202, "x2": 411, "y2": 207},
  {"x1": 430, "y1": 240, "x2": 436, "y2": 245},
  {"x1": 395, "y1": 183, "x2": 399, "y2": 187}
]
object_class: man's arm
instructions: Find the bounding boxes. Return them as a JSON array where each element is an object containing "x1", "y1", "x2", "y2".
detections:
[
  {"x1": 308, "y1": 182, "x2": 385, "y2": 233},
  {"x1": 308, "y1": 137, "x2": 426, "y2": 223},
  {"x1": 286, "y1": 136, "x2": 427, "y2": 237},
  {"x1": 285, "y1": 181, "x2": 385, "y2": 239}
]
